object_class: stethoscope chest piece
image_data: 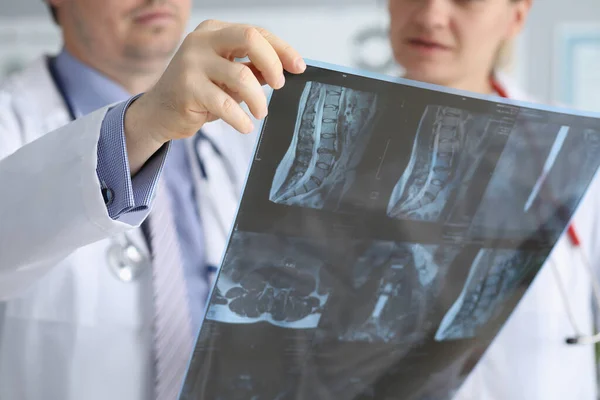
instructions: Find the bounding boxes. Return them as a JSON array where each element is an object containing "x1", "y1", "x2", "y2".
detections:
[{"x1": 106, "y1": 239, "x2": 150, "y2": 283}]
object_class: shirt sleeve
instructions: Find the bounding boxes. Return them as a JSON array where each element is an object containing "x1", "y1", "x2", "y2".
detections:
[{"x1": 96, "y1": 94, "x2": 169, "y2": 224}]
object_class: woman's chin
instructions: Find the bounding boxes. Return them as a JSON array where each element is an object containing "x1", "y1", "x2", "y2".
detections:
[{"x1": 402, "y1": 68, "x2": 451, "y2": 87}]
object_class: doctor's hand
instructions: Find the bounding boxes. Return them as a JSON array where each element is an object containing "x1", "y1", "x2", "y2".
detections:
[{"x1": 124, "y1": 20, "x2": 305, "y2": 174}]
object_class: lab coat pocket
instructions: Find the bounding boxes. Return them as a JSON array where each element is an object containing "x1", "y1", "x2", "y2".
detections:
[
  {"x1": 4, "y1": 231, "x2": 151, "y2": 332},
  {"x1": 3, "y1": 242, "x2": 103, "y2": 327}
]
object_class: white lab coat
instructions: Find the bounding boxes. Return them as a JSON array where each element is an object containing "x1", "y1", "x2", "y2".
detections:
[
  {"x1": 0, "y1": 57, "x2": 599, "y2": 400},
  {"x1": 451, "y1": 75, "x2": 600, "y2": 400},
  {"x1": 0, "y1": 57, "x2": 257, "y2": 400}
]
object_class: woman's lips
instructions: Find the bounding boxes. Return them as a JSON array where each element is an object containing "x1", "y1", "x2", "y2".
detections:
[{"x1": 406, "y1": 38, "x2": 451, "y2": 54}]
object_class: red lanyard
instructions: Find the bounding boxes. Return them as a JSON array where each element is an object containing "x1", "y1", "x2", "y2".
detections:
[{"x1": 490, "y1": 79, "x2": 582, "y2": 247}]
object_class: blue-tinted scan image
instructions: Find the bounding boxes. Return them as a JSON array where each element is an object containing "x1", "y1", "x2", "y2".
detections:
[
  {"x1": 269, "y1": 81, "x2": 379, "y2": 210},
  {"x1": 180, "y1": 236, "x2": 468, "y2": 400},
  {"x1": 206, "y1": 232, "x2": 331, "y2": 329},
  {"x1": 467, "y1": 121, "x2": 600, "y2": 241},
  {"x1": 387, "y1": 105, "x2": 600, "y2": 242},
  {"x1": 435, "y1": 248, "x2": 548, "y2": 341},
  {"x1": 336, "y1": 241, "x2": 461, "y2": 344},
  {"x1": 387, "y1": 105, "x2": 504, "y2": 222}
]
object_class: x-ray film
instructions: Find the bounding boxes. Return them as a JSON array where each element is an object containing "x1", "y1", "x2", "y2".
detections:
[{"x1": 179, "y1": 60, "x2": 600, "y2": 400}]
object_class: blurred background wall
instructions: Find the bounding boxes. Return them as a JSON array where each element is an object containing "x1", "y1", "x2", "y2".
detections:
[{"x1": 0, "y1": 0, "x2": 598, "y2": 111}]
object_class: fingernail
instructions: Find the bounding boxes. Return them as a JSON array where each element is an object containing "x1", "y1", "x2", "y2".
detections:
[
  {"x1": 278, "y1": 74, "x2": 286, "y2": 88},
  {"x1": 295, "y1": 58, "x2": 306, "y2": 71}
]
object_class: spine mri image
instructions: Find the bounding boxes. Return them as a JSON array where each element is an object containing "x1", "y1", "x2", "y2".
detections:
[
  {"x1": 386, "y1": 105, "x2": 507, "y2": 223},
  {"x1": 269, "y1": 81, "x2": 379, "y2": 210},
  {"x1": 333, "y1": 241, "x2": 460, "y2": 345},
  {"x1": 434, "y1": 248, "x2": 547, "y2": 341},
  {"x1": 386, "y1": 104, "x2": 600, "y2": 242}
]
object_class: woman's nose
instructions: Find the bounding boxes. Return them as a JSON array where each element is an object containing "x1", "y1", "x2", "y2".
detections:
[{"x1": 413, "y1": 0, "x2": 451, "y2": 31}]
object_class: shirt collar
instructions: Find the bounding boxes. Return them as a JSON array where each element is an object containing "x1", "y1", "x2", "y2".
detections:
[{"x1": 52, "y1": 47, "x2": 132, "y2": 117}]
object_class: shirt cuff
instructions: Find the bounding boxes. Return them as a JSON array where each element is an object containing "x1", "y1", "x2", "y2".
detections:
[{"x1": 97, "y1": 94, "x2": 169, "y2": 222}]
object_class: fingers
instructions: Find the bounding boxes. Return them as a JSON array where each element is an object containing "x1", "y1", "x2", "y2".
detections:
[
  {"x1": 242, "y1": 62, "x2": 267, "y2": 86},
  {"x1": 212, "y1": 25, "x2": 285, "y2": 90},
  {"x1": 198, "y1": 78, "x2": 255, "y2": 134},
  {"x1": 194, "y1": 19, "x2": 230, "y2": 32},
  {"x1": 253, "y1": 26, "x2": 306, "y2": 75},
  {"x1": 182, "y1": 19, "x2": 306, "y2": 136},
  {"x1": 206, "y1": 57, "x2": 268, "y2": 120},
  {"x1": 196, "y1": 20, "x2": 303, "y2": 74}
]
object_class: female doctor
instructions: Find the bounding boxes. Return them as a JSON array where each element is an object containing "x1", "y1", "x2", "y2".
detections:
[{"x1": 386, "y1": 0, "x2": 600, "y2": 398}]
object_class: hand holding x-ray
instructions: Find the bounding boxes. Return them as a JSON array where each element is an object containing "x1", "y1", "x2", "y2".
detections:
[
  {"x1": 128, "y1": 19, "x2": 306, "y2": 138},
  {"x1": 122, "y1": 19, "x2": 306, "y2": 175}
]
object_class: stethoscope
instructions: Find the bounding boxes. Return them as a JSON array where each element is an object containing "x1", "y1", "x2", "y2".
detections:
[
  {"x1": 46, "y1": 55, "x2": 152, "y2": 283},
  {"x1": 192, "y1": 130, "x2": 237, "y2": 186},
  {"x1": 492, "y1": 78, "x2": 600, "y2": 345}
]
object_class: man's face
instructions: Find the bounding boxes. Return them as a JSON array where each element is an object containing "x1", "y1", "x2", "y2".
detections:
[{"x1": 53, "y1": 0, "x2": 191, "y2": 69}]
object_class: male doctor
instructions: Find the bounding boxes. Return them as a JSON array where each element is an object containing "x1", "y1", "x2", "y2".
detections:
[{"x1": 0, "y1": 0, "x2": 305, "y2": 399}]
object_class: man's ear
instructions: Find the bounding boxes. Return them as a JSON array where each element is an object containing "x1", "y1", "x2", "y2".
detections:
[
  {"x1": 45, "y1": 0, "x2": 67, "y2": 25},
  {"x1": 47, "y1": 0, "x2": 66, "y2": 7}
]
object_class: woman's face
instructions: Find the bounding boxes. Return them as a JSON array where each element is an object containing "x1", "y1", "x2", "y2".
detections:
[{"x1": 388, "y1": 0, "x2": 530, "y2": 88}]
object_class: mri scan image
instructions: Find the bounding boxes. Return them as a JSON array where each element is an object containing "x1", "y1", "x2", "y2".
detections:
[
  {"x1": 467, "y1": 122, "x2": 600, "y2": 241},
  {"x1": 335, "y1": 241, "x2": 461, "y2": 345},
  {"x1": 386, "y1": 105, "x2": 505, "y2": 222},
  {"x1": 206, "y1": 231, "x2": 331, "y2": 329},
  {"x1": 269, "y1": 81, "x2": 379, "y2": 210},
  {"x1": 385, "y1": 104, "x2": 600, "y2": 242},
  {"x1": 434, "y1": 248, "x2": 547, "y2": 341}
]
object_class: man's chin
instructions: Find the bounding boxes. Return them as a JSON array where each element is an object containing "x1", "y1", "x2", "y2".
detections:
[
  {"x1": 123, "y1": 43, "x2": 178, "y2": 65},
  {"x1": 128, "y1": 27, "x2": 183, "y2": 50}
]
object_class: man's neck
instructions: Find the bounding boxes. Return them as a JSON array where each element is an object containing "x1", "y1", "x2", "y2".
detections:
[
  {"x1": 63, "y1": 44, "x2": 164, "y2": 95},
  {"x1": 101, "y1": 65, "x2": 162, "y2": 95}
]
